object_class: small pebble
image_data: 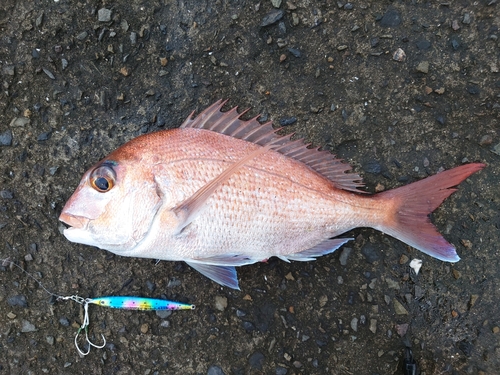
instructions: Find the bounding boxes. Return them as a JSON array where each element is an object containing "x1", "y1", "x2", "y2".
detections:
[
  {"x1": 21, "y1": 320, "x2": 37, "y2": 333},
  {"x1": 140, "y1": 323, "x2": 149, "y2": 334},
  {"x1": 7, "y1": 295, "x2": 27, "y2": 307},
  {"x1": 130, "y1": 32, "x2": 137, "y2": 45},
  {"x1": 156, "y1": 309, "x2": 172, "y2": 319},
  {"x1": 416, "y1": 61, "x2": 429, "y2": 73},
  {"x1": 369, "y1": 319, "x2": 377, "y2": 333},
  {"x1": 37, "y1": 131, "x2": 52, "y2": 141},
  {"x1": 380, "y1": 8, "x2": 402, "y2": 27},
  {"x1": 350, "y1": 317, "x2": 358, "y2": 332},
  {"x1": 98, "y1": 8, "x2": 112, "y2": 22},
  {"x1": 393, "y1": 299, "x2": 408, "y2": 315},
  {"x1": 10, "y1": 117, "x2": 30, "y2": 127},
  {"x1": 339, "y1": 247, "x2": 352, "y2": 266},
  {"x1": 76, "y1": 31, "x2": 88, "y2": 41},
  {"x1": 260, "y1": 9, "x2": 284, "y2": 27},
  {"x1": 399, "y1": 254, "x2": 409, "y2": 264},
  {"x1": 479, "y1": 135, "x2": 493, "y2": 146},
  {"x1": 392, "y1": 48, "x2": 406, "y2": 62},
  {"x1": 362, "y1": 160, "x2": 381, "y2": 174},
  {"x1": 436, "y1": 115, "x2": 446, "y2": 125},
  {"x1": 248, "y1": 351, "x2": 265, "y2": 370},
  {"x1": 42, "y1": 67, "x2": 55, "y2": 80},
  {"x1": 215, "y1": 295, "x2": 228, "y2": 311},
  {"x1": 462, "y1": 12, "x2": 471, "y2": 24},
  {"x1": 279, "y1": 117, "x2": 297, "y2": 126},
  {"x1": 0, "y1": 130, "x2": 13, "y2": 146},
  {"x1": 7, "y1": 312, "x2": 16, "y2": 319},
  {"x1": 395, "y1": 323, "x2": 409, "y2": 337},
  {"x1": 207, "y1": 365, "x2": 226, "y2": 375},
  {"x1": 288, "y1": 47, "x2": 301, "y2": 58}
]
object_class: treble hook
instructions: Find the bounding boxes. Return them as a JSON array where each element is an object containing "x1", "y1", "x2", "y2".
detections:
[{"x1": 74, "y1": 299, "x2": 106, "y2": 356}]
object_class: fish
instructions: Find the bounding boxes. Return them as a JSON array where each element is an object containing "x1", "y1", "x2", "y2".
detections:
[{"x1": 59, "y1": 100, "x2": 485, "y2": 289}]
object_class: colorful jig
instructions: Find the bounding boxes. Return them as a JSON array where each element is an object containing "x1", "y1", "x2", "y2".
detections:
[
  {"x1": 65, "y1": 296, "x2": 195, "y2": 356},
  {"x1": 88, "y1": 296, "x2": 195, "y2": 310}
]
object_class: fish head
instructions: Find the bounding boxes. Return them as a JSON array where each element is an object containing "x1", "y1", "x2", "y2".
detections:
[{"x1": 59, "y1": 157, "x2": 161, "y2": 254}]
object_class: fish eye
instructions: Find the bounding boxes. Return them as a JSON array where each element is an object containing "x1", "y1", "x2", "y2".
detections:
[{"x1": 90, "y1": 164, "x2": 116, "y2": 193}]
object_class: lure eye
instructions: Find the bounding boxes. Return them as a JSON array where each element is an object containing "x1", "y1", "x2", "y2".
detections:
[{"x1": 90, "y1": 164, "x2": 116, "y2": 193}]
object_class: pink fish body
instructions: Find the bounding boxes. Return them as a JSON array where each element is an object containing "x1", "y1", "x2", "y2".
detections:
[{"x1": 59, "y1": 100, "x2": 484, "y2": 289}]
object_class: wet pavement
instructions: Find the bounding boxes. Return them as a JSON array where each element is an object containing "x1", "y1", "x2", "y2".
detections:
[{"x1": 1, "y1": 1, "x2": 499, "y2": 374}]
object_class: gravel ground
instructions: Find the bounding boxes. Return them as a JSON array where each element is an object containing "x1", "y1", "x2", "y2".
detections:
[{"x1": 1, "y1": 1, "x2": 499, "y2": 374}]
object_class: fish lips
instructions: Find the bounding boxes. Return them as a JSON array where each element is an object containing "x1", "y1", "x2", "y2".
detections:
[{"x1": 59, "y1": 213, "x2": 97, "y2": 246}]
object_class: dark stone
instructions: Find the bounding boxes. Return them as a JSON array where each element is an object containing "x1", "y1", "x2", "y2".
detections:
[
  {"x1": 207, "y1": 365, "x2": 225, "y2": 375},
  {"x1": 59, "y1": 317, "x2": 70, "y2": 326},
  {"x1": 276, "y1": 366, "x2": 288, "y2": 375},
  {"x1": 347, "y1": 290, "x2": 356, "y2": 305},
  {"x1": 288, "y1": 48, "x2": 301, "y2": 58},
  {"x1": 436, "y1": 115, "x2": 446, "y2": 125},
  {"x1": 279, "y1": 117, "x2": 297, "y2": 126},
  {"x1": 37, "y1": 131, "x2": 52, "y2": 141},
  {"x1": 415, "y1": 39, "x2": 431, "y2": 50},
  {"x1": 370, "y1": 37, "x2": 380, "y2": 48},
  {"x1": 242, "y1": 321, "x2": 255, "y2": 332},
  {"x1": 458, "y1": 339, "x2": 473, "y2": 357},
  {"x1": 380, "y1": 8, "x2": 402, "y2": 27},
  {"x1": 248, "y1": 351, "x2": 265, "y2": 370},
  {"x1": 254, "y1": 302, "x2": 275, "y2": 333},
  {"x1": 0, "y1": 130, "x2": 13, "y2": 146},
  {"x1": 344, "y1": 3, "x2": 354, "y2": 10},
  {"x1": 260, "y1": 10, "x2": 284, "y2": 27},
  {"x1": 146, "y1": 280, "x2": 156, "y2": 292},
  {"x1": 467, "y1": 86, "x2": 480, "y2": 95},
  {"x1": 362, "y1": 160, "x2": 382, "y2": 174},
  {"x1": 361, "y1": 244, "x2": 381, "y2": 263},
  {"x1": 451, "y1": 38, "x2": 461, "y2": 50},
  {"x1": 7, "y1": 295, "x2": 28, "y2": 308}
]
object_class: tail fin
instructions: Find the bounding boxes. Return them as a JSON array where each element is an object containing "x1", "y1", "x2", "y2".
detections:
[{"x1": 375, "y1": 163, "x2": 485, "y2": 262}]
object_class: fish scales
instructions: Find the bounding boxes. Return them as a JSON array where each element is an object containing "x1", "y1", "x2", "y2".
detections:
[{"x1": 119, "y1": 128, "x2": 364, "y2": 261}]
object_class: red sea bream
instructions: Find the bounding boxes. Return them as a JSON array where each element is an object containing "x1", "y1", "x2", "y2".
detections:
[{"x1": 59, "y1": 100, "x2": 485, "y2": 289}]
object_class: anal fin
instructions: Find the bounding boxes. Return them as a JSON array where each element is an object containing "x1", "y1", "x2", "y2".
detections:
[{"x1": 283, "y1": 238, "x2": 353, "y2": 262}]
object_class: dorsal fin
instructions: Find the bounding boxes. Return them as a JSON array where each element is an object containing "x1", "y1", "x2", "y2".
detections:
[{"x1": 180, "y1": 100, "x2": 365, "y2": 193}]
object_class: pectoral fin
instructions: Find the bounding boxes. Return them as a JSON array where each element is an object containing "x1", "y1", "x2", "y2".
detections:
[
  {"x1": 172, "y1": 144, "x2": 272, "y2": 234},
  {"x1": 186, "y1": 261, "x2": 240, "y2": 290}
]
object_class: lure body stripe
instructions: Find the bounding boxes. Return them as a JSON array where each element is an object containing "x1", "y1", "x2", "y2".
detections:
[{"x1": 88, "y1": 296, "x2": 195, "y2": 310}]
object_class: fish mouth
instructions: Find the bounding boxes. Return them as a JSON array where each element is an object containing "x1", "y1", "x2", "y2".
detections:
[{"x1": 59, "y1": 212, "x2": 90, "y2": 230}]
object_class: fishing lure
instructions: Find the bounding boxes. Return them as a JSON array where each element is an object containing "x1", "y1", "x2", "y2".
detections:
[
  {"x1": 88, "y1": 296, "x2": 195, "y2": 310},
  {"x1": 2, "y1": 258, "x2": 195, "y2": 356},
  {"x1": 66, "y1": 296, "x2": 195, "y2": 355}
]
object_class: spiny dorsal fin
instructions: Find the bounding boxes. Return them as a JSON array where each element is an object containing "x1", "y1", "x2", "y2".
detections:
[{"x1": 180, "y1": 100, "x2": 365, "y2": 193}]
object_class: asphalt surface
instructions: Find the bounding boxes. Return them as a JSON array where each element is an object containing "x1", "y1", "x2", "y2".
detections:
[{"x1": 1, "y1": 1, "x2": 499, "y2": 374}]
